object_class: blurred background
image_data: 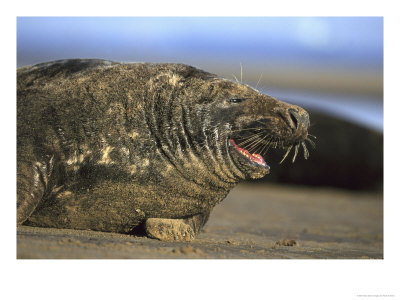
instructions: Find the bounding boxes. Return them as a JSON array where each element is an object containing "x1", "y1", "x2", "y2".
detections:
[{"x1": 17, "y1": 17, "x2": 383, "y2": 191}]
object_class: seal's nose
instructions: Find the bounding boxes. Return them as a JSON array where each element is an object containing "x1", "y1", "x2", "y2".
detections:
[
  {"x1": 288, "y1": 107, "x2": 310, "y2": 130},
  {"x1": 275, "y1": 105, "x2": 310, "y2": 133}
]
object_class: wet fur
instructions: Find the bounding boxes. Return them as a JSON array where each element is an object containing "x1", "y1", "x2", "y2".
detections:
[{"x1": 17, "y1": 59, "x2": 310, "y2": 236}]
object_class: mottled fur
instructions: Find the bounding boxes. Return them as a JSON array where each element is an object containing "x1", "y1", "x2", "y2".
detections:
[{"x1": 17, "y1": 59, "x2": 309, "y2": 241}]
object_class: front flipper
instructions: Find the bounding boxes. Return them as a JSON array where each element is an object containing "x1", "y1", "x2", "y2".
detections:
[
  {"x1": 17, "y1": 157, "x2": 52, "y2": 225},
  {"x1": 144, "y1": 212, "x2": 210, "y2": 242}
]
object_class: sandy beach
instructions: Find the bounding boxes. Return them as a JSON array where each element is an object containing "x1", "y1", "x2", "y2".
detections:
[{"x1": 17, "y1": 183, "x2": 383, "y2": 259}]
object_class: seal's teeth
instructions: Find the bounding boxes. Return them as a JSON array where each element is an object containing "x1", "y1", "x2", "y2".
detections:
[
  {"x1": 252, "y1": 153, "x2": 262, "y2": 160},
  {"x1": 230, "y1": 138, "x2": 267, "y2": 167}
]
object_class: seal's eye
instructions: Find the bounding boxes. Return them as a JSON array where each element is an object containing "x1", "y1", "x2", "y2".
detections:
[{"x1": 229, "y1": 97, "x2": 245, "y2": 103}]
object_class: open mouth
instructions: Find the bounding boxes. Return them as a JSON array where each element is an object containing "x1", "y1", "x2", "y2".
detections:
[{"x1": 228, "y1": 139, "x2": 270, "y2": 169}]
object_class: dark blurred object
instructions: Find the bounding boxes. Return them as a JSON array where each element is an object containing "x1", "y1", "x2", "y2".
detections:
[{"x1": 253, "y1": 110, "x2": 383, "y2": 190}]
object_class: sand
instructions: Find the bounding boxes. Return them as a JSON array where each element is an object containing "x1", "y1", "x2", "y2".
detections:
[{"x1": 17, "y1": 183, "x2": 383, "y2": 259}]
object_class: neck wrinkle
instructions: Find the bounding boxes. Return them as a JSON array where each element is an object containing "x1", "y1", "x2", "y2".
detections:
[
  {"x1": 210, "y1": 127, "x2": 246, "y2": 181},
  {"x1": 179, "y1": 103, "x2": 237, "y2": 189},
  {"x1": 146, "y1": 96, "x2": 234, "y2": 192}
]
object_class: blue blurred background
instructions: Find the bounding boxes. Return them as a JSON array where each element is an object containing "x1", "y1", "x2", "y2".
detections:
[
  {"x1": 17, "y1": 17, "x2": 383, "y2": 130},
  {"x1": 17, "y1": 17, "x2": 384, "y2": 189}
]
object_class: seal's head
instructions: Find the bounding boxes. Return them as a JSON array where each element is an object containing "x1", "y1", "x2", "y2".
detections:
[
  {"x1": 145, "y1": 64, "x2": 313, "y2": 184},
  {"x1": 184, "y1": 75, "x2": 312, "y2": 180}
]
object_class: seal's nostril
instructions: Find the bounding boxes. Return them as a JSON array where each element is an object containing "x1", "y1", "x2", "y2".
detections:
[{"x1": 288, "y1": 108, "x2": 299, "y2": 129}]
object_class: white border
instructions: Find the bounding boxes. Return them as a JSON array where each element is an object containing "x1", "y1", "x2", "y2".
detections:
[{"x1": 2, "y1": 1, "x2": 399, "y2": 299}]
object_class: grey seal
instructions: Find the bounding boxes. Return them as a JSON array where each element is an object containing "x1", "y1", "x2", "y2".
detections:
[{"x1": 17, "y1": 59, "x2": 311, "y2": 241}]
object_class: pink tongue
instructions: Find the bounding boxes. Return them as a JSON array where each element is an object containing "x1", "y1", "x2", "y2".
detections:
[{"x1": 228, "y1": 139, "x2": 267, "y2": 166}]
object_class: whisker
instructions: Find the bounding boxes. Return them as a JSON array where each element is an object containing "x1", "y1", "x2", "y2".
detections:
[
  {"x1": 252, "y1": 134, "x2": 270, "y2": 154},
  {"x1": 243, "y1": 135, "x2": 266, "y2": 151},
  {"x1": 232, "y1": 74, "x2": 239, "y2": 84},
  {"x1": 261, "y1": 137, "x2": 275, "y2": 155},
  {"x1": 240, "y1": 62, "x2": 243, "y2": 84},
  {"x1": 237, "y1": 139, "x2": 259, "y2": 149},
  {"x1": 236, "y1": 131, "x2": 264, "y2": 140},
  {"x1": 236, "y1": 131, "x2": 264, "y2": 141},
  {"x1": 237, "y1": 134, "x2": 263, "y2": 147},
  {"x1": 306, "y1": 137, "x2": 316, "y2": 148},
  {"x1": 229, "y1": 127, "x2": 265, "y2": 133},
  {"x1": 302, "y1": 141, "x2": 309, "y2": 159},
  {"x1": 292, "y1": 144, "x2": 299, "y2": 163},
  {"x1": 247, "y1": 142, "x2": 263, "y2": 154},
  {"x1": 279, "y1": 145, "x2": 293, "y2": 164},
  {"x1": 247, "y1": 136, "x2": 268, "y2": 153},
  {"x1": 258, "y1": 137, "x2": 272, "y2": 155},
  {"x1": 255, "y1": 73, "x2": 263, "y2": 90}
]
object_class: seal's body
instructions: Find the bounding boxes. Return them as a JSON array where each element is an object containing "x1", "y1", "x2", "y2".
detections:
[{"x1": 17, "y1": 59, "x2": 311, "y2": 241}]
